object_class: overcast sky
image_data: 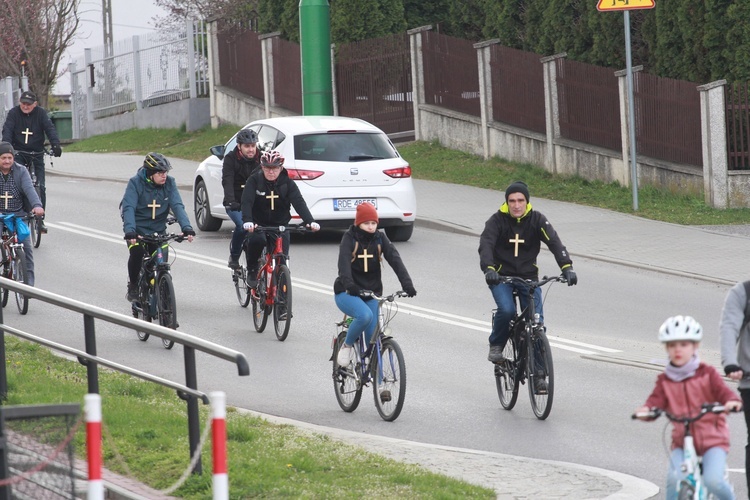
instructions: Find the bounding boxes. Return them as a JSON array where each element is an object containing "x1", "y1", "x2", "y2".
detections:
[{"x1": 55, "y1": 0, "x2": 168, "y2": 94}]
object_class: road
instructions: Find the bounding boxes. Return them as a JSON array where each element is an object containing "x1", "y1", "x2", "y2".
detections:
[{"x1": 17, "y1": 175, "x2": 747, "y2": 497}]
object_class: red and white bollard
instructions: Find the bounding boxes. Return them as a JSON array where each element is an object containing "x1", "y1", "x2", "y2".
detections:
[
  {"x1": 211, "y1": 391, "x2": 228, "y2": 500},
  {"x1": 85, "y1": 393, "x2": 103, "y2": 500}
]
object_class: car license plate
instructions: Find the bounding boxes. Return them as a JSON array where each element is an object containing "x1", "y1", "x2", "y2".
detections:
[{"x1": 333, "y1": 198, "x2": 377, "y2": 211}]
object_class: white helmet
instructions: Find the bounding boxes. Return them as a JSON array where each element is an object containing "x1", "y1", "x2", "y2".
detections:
[{"x1": 658, "y1": 315, "x2": 703, "y2": 343}]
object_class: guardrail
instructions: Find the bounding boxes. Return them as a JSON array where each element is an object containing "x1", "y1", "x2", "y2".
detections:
[{"x1": 0, "y1": 277, "x2": 250, "y2": 475}]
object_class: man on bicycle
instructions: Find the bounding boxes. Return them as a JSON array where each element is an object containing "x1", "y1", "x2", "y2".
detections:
[
  {"x1": 479, "y1": 181, "x2": 577, "y2": 364},
  {"x1": 241, "y1": 151, "x2": 320, "y2": 285},
  {"x1": 223, "y1": 128, "x2": 261, "y2": 270},
  {"x1": 121, "y1": 153, "x2": 195, "y2": 302},
  {"x1": 2, "y1": 91, "x2": 62, "y2": 233},
  {"x1": 0, "y1": 142, "x2": 43, "y2": 286}
]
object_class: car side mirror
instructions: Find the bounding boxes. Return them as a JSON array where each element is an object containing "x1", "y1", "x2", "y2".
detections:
[{"x1": 210, "y1": 145, "x2": 225, "y2": 160}]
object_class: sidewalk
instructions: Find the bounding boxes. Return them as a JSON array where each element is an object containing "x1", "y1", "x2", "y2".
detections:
[{"x1": 48, "y1": 152, "x2": 671, "y2": 498}]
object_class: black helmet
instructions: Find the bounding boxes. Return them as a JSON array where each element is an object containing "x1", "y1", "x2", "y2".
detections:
[
  {"x1": 236, "y1": 129, "x2": 258, "y2": 145},
  {"x1": 143, "y1": 152, "x2": 172, "y2": 173}
]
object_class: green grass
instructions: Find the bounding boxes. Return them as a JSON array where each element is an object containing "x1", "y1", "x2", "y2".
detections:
[
  {"x1": 5, "y1": 337, "x2": 493, "y2": 498},
  {"x1": 65, "y1": 128, "x2": 750, "y2": 226}
]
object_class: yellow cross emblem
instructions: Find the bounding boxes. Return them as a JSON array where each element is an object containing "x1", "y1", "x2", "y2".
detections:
[
  {"x1": 358, "y1": 249, "x2": 373, "y2": 272},
  {"x1": 266, "y1": 191, "x2": 279, "y2": 210},
  {"x1": 0, "y1": 192, "x2": 11, "y2": 210},
  {"x1": 21, "y1": 128, "x2": 33, "y2": 144},
  {"x1": 509, "y1": 234, "x2": 525, "y2": 257},
  {"x1": 148, "y1": 199, "x2": 161, "y2": 219}
]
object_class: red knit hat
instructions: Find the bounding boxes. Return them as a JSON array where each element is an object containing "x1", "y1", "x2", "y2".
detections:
[{"x1": 354, "y1": 202, "x2": 379, "y2": 225}]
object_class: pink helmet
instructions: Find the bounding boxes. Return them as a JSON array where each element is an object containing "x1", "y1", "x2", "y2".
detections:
[{"x1": 260, "y1": 150, "x2": 284, "y2": 168}]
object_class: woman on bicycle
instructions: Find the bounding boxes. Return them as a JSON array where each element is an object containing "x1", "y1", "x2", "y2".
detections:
[
  {"x1": 121, "y1": 153, "x2": 195, "y2": 301},
  {"x1": 634, "y1": 315, "x2": 741, "y2": 500},
  {"x1": 334, "y1": 202, "x2": 416, "y2": 366}
]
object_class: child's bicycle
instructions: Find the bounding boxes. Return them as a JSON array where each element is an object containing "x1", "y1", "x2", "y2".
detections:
[
  {"x1": 632, "y1": 403, "x2": 739, "y2": 499},
  {"x1": 331, "y1": 290, "x2": 409, "y2": 422}
]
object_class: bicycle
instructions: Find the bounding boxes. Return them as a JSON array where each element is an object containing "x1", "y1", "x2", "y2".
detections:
[
  {"x1": 493, "y1": 274, "x2": 567, "y2": 420},
  {"x1": 14, "y1": 149, "x2": 52, "y2": 249},
  {"x1": 331, "y1": 290, "x2": 409, "y2": 422},
  {"x1": 0, "y1": 214, "x2": 30, "y2": 314},
  {"x1": 245, "y1": 225, "x2": 309, "y2": 341},
  {"x1": 129, "y1": 225, "x2": 186, "y2": 349},
  {"x1": 632, "y1": 403, "x2": 739, "y2": 499}
]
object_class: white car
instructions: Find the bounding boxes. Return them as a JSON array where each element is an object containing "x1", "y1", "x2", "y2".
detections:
[{"x1": 193, "y1": 116, "x2": 417, "y2": 241}]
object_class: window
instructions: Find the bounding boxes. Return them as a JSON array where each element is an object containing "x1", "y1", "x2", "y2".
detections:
[{"x1": 294, "y1": 132, "x2": 398, "y2": 162}]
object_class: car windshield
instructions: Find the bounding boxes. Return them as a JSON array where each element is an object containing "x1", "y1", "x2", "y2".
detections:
[{"x1": 294, "y1": 132, "x2": 398, "y2": 162}]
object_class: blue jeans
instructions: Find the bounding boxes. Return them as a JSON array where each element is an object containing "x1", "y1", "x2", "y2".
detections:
[
  {"x1": 335, "y1": 292, "x2": 379, "y2": 346},
  {"x1": 226, "y1": 209, "x2": 244, "y2": 258},
  {"x1": 489, "y1": 282, "x2": 543, "y2": 347},
  {"x1": 666, "y1": 447, "x2": 734, "y2": 500}
]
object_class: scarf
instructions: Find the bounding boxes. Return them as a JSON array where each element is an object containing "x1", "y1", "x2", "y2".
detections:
[{"x1": 665, "y1": 354, "x2": 700, "y2": 382}]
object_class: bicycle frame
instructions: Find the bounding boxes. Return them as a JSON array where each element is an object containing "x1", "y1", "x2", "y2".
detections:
[{"x1": 256, "y1": 233, "x2": 286, "y2": 307}]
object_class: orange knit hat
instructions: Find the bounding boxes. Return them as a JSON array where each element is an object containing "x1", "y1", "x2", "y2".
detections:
[{"x1": 354, "y1": 202, "x2": 379, "y2": 225}]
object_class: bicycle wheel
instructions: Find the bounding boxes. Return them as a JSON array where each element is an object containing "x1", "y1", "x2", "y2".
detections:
[
  {"x1": 12, "y1": 250, "x2": 28, "y2": 315},
  {"x1": 28, "y1": 218, "x2": 38, "y2": 248},
  {"x1": 372, "y1": 338, "x2": 407, "y2": 421},
  {"x1": 132, "y1": 298, "x2": 152, "y2": 342},
  {"x1": 0, "y1": 254, "x2": 9, "y2": 307},
  {"x1": 273, "y1": 264, "x2": 292, "y2": 341},
  {"x1": 234, "y1": 262, "x2": 251, "y2": 308},
  {"x1": 495, "y1": 336, "x2": 520, "y2": 410},
  {"x1": 251, "y1": 268, "x2": 270, "y2": 332},
  {"x1": 157, "y1": 273, "x2": 177, "y2": 349},
  {"x1": 332, "y1": 332, "x2": 363, "y2": 412},
  {"x1": 527, "y1": 327, "x2": 554, "y2": 420}
]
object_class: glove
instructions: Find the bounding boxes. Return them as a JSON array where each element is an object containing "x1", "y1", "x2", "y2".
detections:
[
  {"x1": 725, "y1": 364, "x2": 743, "y2": 376},
  {"x1": 308, "y1": 222, "x2": 320, "y2": 231},
  {"x1": 182, "y1": 229, "x2": 196, "y2": 237},
  {"x1": 346, "y1": 284, "x2": 362, "y2": 296},
  {"x1": 404, "y1": 285, "x2": 417, "y2": 297},
  {"x1": 51, "y1": 144, "x2": 62, "y2": 157},
  {"x1": 226, "y1": 202, "x2": 240, "y2": 212},
  {"x1": 124, "y1": 232, "x2": 138, "y2": 241},
  {"x1": 484, "y1": 269, "x2": 500, "y2": 286},
  {"x1": 562, "y1": 267, "x2": 577, "y2": 286},
  {"x1": 243, "y1": 222, "x2": 255, "y2": 231}
]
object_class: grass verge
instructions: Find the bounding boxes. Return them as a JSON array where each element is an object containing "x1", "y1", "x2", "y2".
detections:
[
  {"x1": 64, "y1": 128, "x2": 750, "y2": 226},
  {"x1": 4, "y1": 337, "x2": 493, "y2": 498}
]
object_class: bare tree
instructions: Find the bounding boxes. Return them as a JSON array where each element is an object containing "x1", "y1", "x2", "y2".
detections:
[
  {"x1": 153, "y1": 0, "x2": 259, "y2": 32},
  {"x1": 0, "y1": 0, "x2": 80, "y2": 107}
]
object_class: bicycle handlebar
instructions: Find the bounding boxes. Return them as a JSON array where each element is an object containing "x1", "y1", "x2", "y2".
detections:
[
  {"x1": 14, "y1": 149, "x2": 52, "y2": 158},
  {"x1": 631, "y1": 402, "x2": 740, "y2": 421},
  {"x1": 358, "y1": 290, "x2": 409, "y2": 302},
  {"x1": 253, "y1": 224, "x2": 312, "y2": 234},
  {"x1": 498, "y1": 274, "x2": 568, "y2": 288},
  {"x1": 137, "y1": 233, "x2": 186, "y2": 244}
]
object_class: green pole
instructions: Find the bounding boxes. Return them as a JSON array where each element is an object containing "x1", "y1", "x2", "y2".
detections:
[{"x1": 299, "y1": 0, "x2": 333, "y2": 115}]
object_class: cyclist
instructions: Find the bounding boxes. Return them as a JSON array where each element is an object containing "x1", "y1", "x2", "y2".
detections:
[
  {"x1": 0, "y1": 142, "x2": 43, "y2": 286},
  {"x1": 223, "y1": 128, "x2": 261, "y2": 270},
  {"x1": 478, "y1": 181, "x2": 577, "y2": 364},
  {"x1": 334, "y1": 202, "x2": 416, "y2": 367},
  {"x1": 121, "y1": 153, "x2": 195, "y2": 302},
  {"x1": 1, "y1": 90, "x2": 62, "y2": 233},
  {"x1": 634, "y1": 315, "x2": 741, "y2": 500},
  {"x1": 241, "y1": 150, "x2": 320, "y2": 286}
]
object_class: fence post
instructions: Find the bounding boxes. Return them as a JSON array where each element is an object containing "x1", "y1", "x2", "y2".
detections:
[
  {"x1": 187, "y1": 19, "x2": 197, "y2": 99},
  {"x1": 132, "y1": 36, "x2": 143, "y2": 110},
  {"x1": 614, "y1": 65, "x2": 644, "y2": 188},
  {"x1": 474, "y1": 39, "x2": 499, "y2": 160},
  {"x1": 85, "y1": 393, "x2": 103, "y2": 500},
  {"x1": 540, "y1": 52, "x2": 566, "y2": 174},
  {"x1": 211, "y1": 391, "x2": 228, "y2": 500},
  {"x1": 407, "y1": 25, "x2": 432, "y2": 142},
  {"x1": 85, "y1": 48, "x2": 94, "y2": 126},
  {"x1": 184, "y1": 346, "x2": 202, "y2": 474},
  {"x1": 207, "y1": 20, "x2": 220, "y2": 128},
  {"x1": 260, "y1": 32, "x2": 281, "y2": 119},
  {"x1": 0, "y1": 298, "x2": 5, "y2": 401},
  {"x1": 331, "y1": 43, "x2": 338, "y2": 116},
  {"x1": 3, "y1": 77, "x2": 12, "y2": 111},
  {"x1": 83, "y1": 314, "x2": 99, "y2": 394},
  {"x1": 698, "y1": 79, "x2": 729, "y2": 209}
]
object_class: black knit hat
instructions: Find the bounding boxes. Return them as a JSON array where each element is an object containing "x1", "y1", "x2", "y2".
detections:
[
  {"x1": 0, "y1": 142, "x2": 14, "y2": 156},
  {"x1": 505, "y1": 181, "x2": 530, "y2": 202}
]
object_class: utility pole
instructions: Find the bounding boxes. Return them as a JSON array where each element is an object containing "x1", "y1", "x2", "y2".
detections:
[{"x1": 102, "y1": 0, "x2": 113, "y2": 57}]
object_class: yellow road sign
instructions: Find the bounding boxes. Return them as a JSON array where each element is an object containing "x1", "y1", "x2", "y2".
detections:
[{"x1": 597, "y1": 0, "x2": 655, "y2": 11}]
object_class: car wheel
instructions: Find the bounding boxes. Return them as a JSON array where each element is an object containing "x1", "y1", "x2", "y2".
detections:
[
  {"x1": 385, "y1": 223, "x2": 413, "y2": 242},
  {"x1": 194, "y1": 179, "x2": 222, "y2": 231}
]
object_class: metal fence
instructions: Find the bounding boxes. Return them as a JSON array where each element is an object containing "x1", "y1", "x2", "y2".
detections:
[
  {"x1": 70, "y1": 20, "x2": 209, "y2": 135},
  {"x1": 490, "y1": 45, "x2": 545, "y2": 134},
  {"x1": 216, "y1": 21, "x2": 263, "y2": 101},
  {"x1": 422, "y1": 31, "x2": 480, "y2": 117},
  {"x1": 272, "y1": 37, "x2": 302, "y2": 114},
  {"x1": 336, "y1": 32, "x2": 413, "y2": 135},
  {"x1": 556, "y1": 58, "x2": 622, "y2": 152},
  {"x1": 634, "y1": 72, "x2": 702, "y2": 166},
  {"x1": 726, "y1": 82, "x2": 750, "y2": 170}
]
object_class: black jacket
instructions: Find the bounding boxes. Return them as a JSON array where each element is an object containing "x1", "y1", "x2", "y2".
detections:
[
  {"x1": 240, "y1": 169, "x2": 314, "y2": 226},
  {"x1": 2, "y1": 105, "x2": 60, "y2": 152},
  {"x1": 478, "y1": 202, "x2": 572, "y2": 280},
  {"x1": 222, "y1": 147, "x2": 260, "y2": 206},
  {"x1": 334, "y1": 225, "x2": 414, "y2": 296}
]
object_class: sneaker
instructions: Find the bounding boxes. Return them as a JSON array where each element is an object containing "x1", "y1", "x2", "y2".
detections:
[
  {"x1": 337, "y1": 344, "x2": 354, "y2": 366},
  {"x1": 533, "y1": 375, "x2": 548, "y2": 395},
  {"x1": 246, "y1": 268, "x2": 258, "y2": 287},
  {"x1": 228, "y1": 256, "x2": 240, "y2": 270},
  {"x1": 488, "y1": 345, "x2": 505, "y2": 363},
  {"x1": 277, "y1": 308, "x2": 288, "y2": 321},
  {"x1": 39, "y1": 221, "x2": 48, "y2": 234},
  {"x1": 126, "y1": 283, "x2": 138, "y2": 302}
]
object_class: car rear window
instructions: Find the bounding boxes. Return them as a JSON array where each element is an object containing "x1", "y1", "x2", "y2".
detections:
[{"x1": 294, "y1": 132, "x2": 398, "y2": 162}]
